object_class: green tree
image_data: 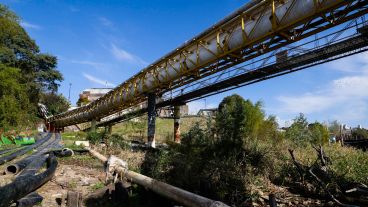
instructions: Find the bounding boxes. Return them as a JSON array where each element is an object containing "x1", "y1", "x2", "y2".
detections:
[
  {"x1": 258, "y1": 115, "x2": 281, "y2": 143},
  {"x1": 0, "y1": 4, "x2": 63, "y2": 128},
  {"x1": 285, "y1": 113, "x2": 310, "y2": 146},
  {"x1": 76, "y1": 96, "x2": 90, "y2": 106},
  {"x1": 309, "y1": 122, "x2": 329, "y2": 144},
  {"x1": 0, "y1": 4, "x2": 63, "y2": 98},
  {"x1": 215, "y1": 94, "x2": 265, "y2": 146},
  {"x1": 39, "y1": 92, "x2": 70, "y2": 115},
  {"x1": 352, "y1": 128, "x2": 368, "y2": 139},
  {"x1": 0, "y1": 65, "x2": 33, "y2": 129},
  {"x1": 328, "y1": 120, "x2": 341, "y2": 137}
]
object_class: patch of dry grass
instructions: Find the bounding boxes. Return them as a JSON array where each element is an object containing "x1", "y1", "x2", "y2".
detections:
[{"x1": 111, "y1": 116, "x2": 208, "y2": 143}]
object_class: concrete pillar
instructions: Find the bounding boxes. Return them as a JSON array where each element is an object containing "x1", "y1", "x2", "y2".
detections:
[
  {"x1": 91, "y1": 119, "x2": 97, "y2": 132},
  {"x1": 174, "y1": 105, "x2": 181, "y2": 143},
  {"x1": 147, "y1": 93, "x2": 156, "y2": 148}
]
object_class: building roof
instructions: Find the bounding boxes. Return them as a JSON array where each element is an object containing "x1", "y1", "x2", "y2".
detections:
[{"x1": 82, "y1": 88, "x2": 112, "y2": 94}]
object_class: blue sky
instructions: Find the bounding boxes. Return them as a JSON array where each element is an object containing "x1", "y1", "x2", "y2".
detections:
[{"x1": 3, "y1": 0, "x2": 368, "y2": 128}]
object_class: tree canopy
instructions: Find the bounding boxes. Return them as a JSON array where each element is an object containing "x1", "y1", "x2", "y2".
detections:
[
  {"x1": 0, "y1": 65, "x2": 34, "y2": 129},
  {"x1": 285, "y1": 113, "x2": 329, "y2": 146},
  {"x1": 39, "y1": 92, "x2": 70, "y2": 116},
  {"x1": 0, "y1": 4, "x2": 65, "y2": 129},
  {"x1": 215, "y1": 94, "x2": 280, "y2": 148}
]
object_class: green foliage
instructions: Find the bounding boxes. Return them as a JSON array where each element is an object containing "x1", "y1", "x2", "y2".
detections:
[
  {"x1": 142, "y1": 94, "x2": 277, "y2": 206},
  {"x1": 325, "y1": 145, "x2": 368, "y2": 184},
  {"x1": 352, "y1": 128, "x2": 368, "y2": 139},
  {"x1": 134, "y1": 94, "x2": 368, "y2": 206},
  {"x1": 76, "y1": 96, "x2": 90, "y2": 107},
  {"x1": 181, "y1": 122, "x2": 210, "y2": 147},
  {"x1": 328, "y1": 120, "x2": 341, "y2": 137},
  {"x1": 285, "y1": 113, "x2": 310, "y2": 146},
  {"x1": 285, "y1": 113, "x2": 329, "y2": 146},
  {"x1": 258, "y1": 115, "x2": 282, "y2": 143},
  {"x1": 86, "y1": 131, "x2": 105, "y2": 145},
  {"x1": 0, "y1": 5, "x2": 63, "y2": 93},
  {"x1": 108, "y1": 133, "x2": 130, "y2": 150},
  {"x1": 39, "y1": 92, "x2": 70, "y2": 115},
  {"x1": 0, "y1": 65, "x2": 34, "y2": 129},
  {"x1": 309, "y1": 122, "x2": 329, "y2": 144},
  {"x1": 216, "y1": 94, "x2": 265, "y2": 147},
  {"x1": 90, "y1": 182, "x2": 105, "y2": 191},
  {"x1": 0, "y1": 4, "x2": 63, "y2": 129}
]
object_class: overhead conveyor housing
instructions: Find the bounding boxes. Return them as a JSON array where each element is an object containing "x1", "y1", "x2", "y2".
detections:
[{"x1": 48, "y1": 0, "x2": 368, "y2": 127}]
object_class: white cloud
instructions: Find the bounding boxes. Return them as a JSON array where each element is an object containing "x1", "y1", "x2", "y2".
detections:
[
  {"x1": 326, "y1": 52, "x2": 368, "y2": 73},
  {"x1": 187, "y1": 100, "x2": 217, "y2": 115},
  {"x1": 20, "y1": 21, "x2": 41, "y2": 30},
  {"x1": 83, "y1": 73, "x2": 115, "y2": 87},
  {"x1": 110, "y1": 43, "x2": 148, "y2": 66},
  {"x1": 99, "y1": 17, "x2": 114, "y2": 28},
  {"x1": 71, "y1": 60, "x2": 107, "y2": 69},
  {"x1": 275, "y1": 116, "x2": 292, "y2": 128},
  {"x1": 276, "y1": 53, "x2": 368, "y2": 124}
]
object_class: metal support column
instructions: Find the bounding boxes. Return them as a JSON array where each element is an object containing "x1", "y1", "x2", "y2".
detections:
[
  {"x1": 147, "y1": 93, "x2": 156, "y2": 148},
  {"x1": 173, "y1": 105, "x2": 181, "y2": 143},
  {"x1": 91, "y1": 119, "x2": 97, "y2": 132}
]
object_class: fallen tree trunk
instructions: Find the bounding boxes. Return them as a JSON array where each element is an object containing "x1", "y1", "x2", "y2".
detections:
[
  {"x1": 0, "y1": 154, "x2": 58, "y2": 207},
  {"x1": 88, "y1": 148, "x2": 229, "y2": 207},
  {"x1": 288, "y1": 146, "x2": 368, "y2": 207}
]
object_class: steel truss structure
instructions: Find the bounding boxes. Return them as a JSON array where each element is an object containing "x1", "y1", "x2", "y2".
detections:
[
  {"x1": 90, "y1": 22, "x2": 368, "y2": 128},
  {"x1": 49, "y1": 0, "x2": 368, "y2": 127}
]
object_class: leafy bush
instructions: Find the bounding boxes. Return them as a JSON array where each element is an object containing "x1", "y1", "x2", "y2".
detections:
[
  {"x1": 86, "y1": 131, "x2": 105, "y2": 145},
  {"x1": 138, "y1": 94, "x2": 367, "y2": 206},
  {"x1": 352, "y1": 128, "x2": 368, "y2": 139},
  {"x1": 108, "y1": 133, "x2": 130, "y2": 150},
  {"x1": 142, "y1": 94, "x2": 277, "y2": 206},
  {"x1": 285, "y1": 113, "x2": 329, "y2": 146}
]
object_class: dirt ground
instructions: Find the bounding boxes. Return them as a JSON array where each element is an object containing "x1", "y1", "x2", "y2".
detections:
[
  {"x1": 0, "y1": 153, "x2": 105, "y2": 207},
  {"x1": 1, "y1": 149, "x2": 334, "y2": 207},
  {"x1": 36, "y1": 155, "x2": 105, "y2": 207}
]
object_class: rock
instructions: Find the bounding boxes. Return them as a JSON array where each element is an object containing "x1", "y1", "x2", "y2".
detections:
[{"x1": 80, "y1": 177, "x2": 90, "y2": 186}]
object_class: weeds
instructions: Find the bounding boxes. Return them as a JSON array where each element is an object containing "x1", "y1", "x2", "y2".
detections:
[{"x1": 90, "y1": 182, "x2": 105, "y2": 191}]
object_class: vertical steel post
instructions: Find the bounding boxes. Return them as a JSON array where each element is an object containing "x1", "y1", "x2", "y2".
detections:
[
  {"x1": 173, "y1": 105, "x2": 181, "y2": 143},
  {"x1": 147, "y1": 93, "x2": 156, "y2": 148}
]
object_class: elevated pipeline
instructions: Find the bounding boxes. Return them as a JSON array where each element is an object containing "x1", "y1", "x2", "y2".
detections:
[
  {"x1": 50, "y1": 0, "x2": 356, "y2": 127},
  {"x1": 88, "y1": 148, "x2": 229, "y2": 207}
]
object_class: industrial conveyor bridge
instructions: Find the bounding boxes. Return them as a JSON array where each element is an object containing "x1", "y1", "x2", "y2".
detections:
[{"x1": 47, "y1": 0, "x2": 368, "y2": 147}]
